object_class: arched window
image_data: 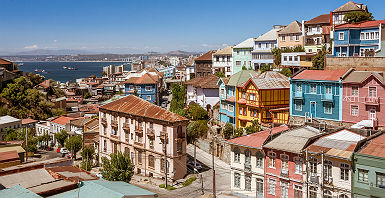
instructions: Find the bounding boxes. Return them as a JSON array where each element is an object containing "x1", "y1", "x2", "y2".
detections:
[
  {"x1": 323, "y1": 190, "x2": 332, "y2": 198},
  {"x1": 339, "y1": 194, "x2": 348, "y2": 198},
  {"x1": 245, "y1": 149, "x2": 251, "y2": 165},
  {"x1": 233, "y1": 147, "x2": 240, "y2": 163},
  {"x1": 177, "y1": 125, "x2": 183, "y2": 138}
]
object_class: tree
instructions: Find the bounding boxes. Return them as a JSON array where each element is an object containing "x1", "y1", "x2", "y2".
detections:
[
  {"x1": 55, "y1": 130, "x2": 68, "y2": 147},
  {"x1": 242, "y1": 65, "x2": 248, "y2": 70},
  {"x1": 280, "y1": 68, "x2": 292, "y2": 77},
  {"x1": 244, "y1": 120, "x2": 261, "y2": 135},
  {"x1": 222, "y1": 123, "x2": 234, "y2": 139},
  {"x1": 170, "y1": 83, "x2": 186, "y2": 115},
  {"x1": 312, "y1": 45, "x2": 327, "y2": 70},
  {"x1": 187, "y1": 103, "x2": 208, "y2": 121},
  {"x1": 233, "y1": 128, "x2": 244, "y2": 138},
  {"x1": 344, "y1": 11, "x2": 374, "y2": 24},
  {"x1": 81, "y1": 145, "x2": 95, "y2": 171},
  {"x1": 260, "y1": 64, "x2": 272, "y2": 73},
  {"x1": 83, "y1": 92, "x2": 91, "y2": 99},
  {"x1": 187, "y1": 120, "x2": 209, "y2": 172},
  {"x1": 214, "y1": 71, "x2": 225, "y2": 78},
  {"x1": 65, "y1": 135, "x2": 82, "y2": 159},
  {"x1": 4, "y1": 128, "x2": 37, "y2": 153},
  {"x1": 101, "y1": 151, "x2": 134, "y2": 183},
  {"x1": 271, "y1": 48, "x2": 282, "y2": 66}
]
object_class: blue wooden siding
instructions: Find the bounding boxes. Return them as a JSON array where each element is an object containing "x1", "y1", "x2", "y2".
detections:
[{"x1": 125, "y1": 83, "x2": 157, "y2": 104}]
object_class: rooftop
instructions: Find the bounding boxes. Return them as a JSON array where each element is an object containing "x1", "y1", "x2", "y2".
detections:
[
  {"x1": 100, "y1": 95, "x2": 188, "y2": 123},
  {"x1": 233, "y1": 38, "x2": 254, "y2": 49},
  {"x1": 38, "y1": 80, "x2": 50, "y2": 89},
  {"x1": 358, "y1": 132, "x2": 385, "y2": 158},
  {"x1": 0, "y1": 58, "x2": 13, "y2": 65},
  {"x1": 293, "y1": 69, "x2": 348, "y2": 81},
  {"x1": 185, "y1": 74, "x2": 220, "y2": 89},
  {"x1": 305, "y1": 14, "x2": 330, "y2": 25},
  {"x1": 22, "y1": 118, "x2": 38, "y2": 125},
  {"x1": 333, "y1": 1, "x2": 367, "y2": 12},
  {"x1": 0, "y1": 115, "x2": 21, "y2": 125},
  {"x1": 0, "y1": 185, "x2": 42, "y2": 198},
  {"x1": 255, "y1": 27, "x2": 283, "y2": 41},
  {"x1": 50, "y1": 116, "x2": 79, "y2": 126},
  {"x1": 195, "y1": 50, "x2": 215, "y2": 61},
  {"x1": 227, "y1": 70, "x2": 258, "y2": 87},
  {"x1": 278, "y1": 20, "x2": 302, "y2": 34},
  {"x1": 226, "y1": 125, "x2": 289, "y2": 149},
  {"x1": 124, "y1": 73, "x2": 159, "y2": 85},
  {"x1": 343, "y1": 70, "x2": 385, "y2": 84},
  {"x1": 240, "y1": 71, "x2": 289, "y2": 90},
  {"x1": 214, "y1": 46, "x2": 233, "y2": 55},
  {"x1": 335, "y1": 20, "x2": 385, "y2": 29}
]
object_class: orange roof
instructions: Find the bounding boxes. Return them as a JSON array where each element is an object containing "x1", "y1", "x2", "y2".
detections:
[
  {"x1": 0, "y1": 58, "x2": 13, "y2": 65},
  {"x1": 226, "y1": 125, "x2": 289, "y2": 149},
  {"x1": 336, "y1": 20, "x2": 385, "y2": 29},
  {"x1": 22, "y1": 118, "x2": 38, "y2": 125},
  {"x1": 305, "y1": 14, "x2": 330, "y2": 25},
  {"x1": 124, "y1": 73, "x2": 159, "y2": 85},
  {"x1": 184, "y1": 74, "x2": 219, "y2": 89},
  {"x1": 195, "y1": 51, "x2": 215, "y2": 61},
  {"x1": 225, "y1": 96, "x2": 235, "y2": 103},
  {"x1": 51, "y1": 116, "x2": 78, "y2": 125},
  {"x1": 100, "y1": 95, "x2": 188, "y2": 123},
  {"x1": 0, "y1": 150, "x2": 20, "y2": 163},
  {"x1": 359, "y1": 133, "x2": 385, "y2": 158},
  {"x1": 293, "y1": 70, "x2": 348, "y2": 81},
  {"x1": 39, "y1": 80, "x2": 50, "y2": 89}
]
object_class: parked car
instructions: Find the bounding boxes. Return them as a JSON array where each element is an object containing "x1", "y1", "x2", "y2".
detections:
[
  {"x1": 66, "y1": 153, "x2": 72, "y2": 159},
  {"x1": 187, "y1": 161, "x2": 202, "y2": 172},
  {"x1": 161, "y1": 101, "x2": 167, "y2": 108},
  {"x1": 57, "y1": 148, "x2": 62, "y2": 153},
  {"x1": 60, "y1": 148, "x2": 68, "y2": 154}
]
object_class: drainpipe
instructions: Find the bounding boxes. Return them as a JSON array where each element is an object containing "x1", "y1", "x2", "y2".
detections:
[
  {"x1": 144, "y1": 121, "x2": 147, "y2": 177},
  {"x1": 377, "y1": 24, "x2": 382, "y2": 53},
  {"x1": 305, "y1": 149, "x2": 309, "y2": 198},
  {"x1": 321, "y1": 152, "x2": 324, "y2": 197}
]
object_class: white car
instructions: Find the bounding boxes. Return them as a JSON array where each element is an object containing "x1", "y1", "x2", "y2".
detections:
[{"x1": 60, "y1": 148, "x2": 69, "y2": 154}]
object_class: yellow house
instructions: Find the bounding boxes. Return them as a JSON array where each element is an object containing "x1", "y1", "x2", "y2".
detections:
[
  {"x1": 236, "y1": 71, "x2": 290, "y2": 128},
  {"x1": 278, "y1": 20, "x2": 304, "y2": 50}
]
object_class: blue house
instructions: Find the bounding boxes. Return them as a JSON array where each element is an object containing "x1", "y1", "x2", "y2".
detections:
[
  {"x1": 333, "y1": 20, "x2": 385, "y2": 57},
  {"x1": 290, "y1": 70, "x2": 348, "y2": 122},
  {"x1": 157, "y1": 66, "x2": 175, "y2": 79},
  {"x1": 124, "y1": 73, "x2": 160, "y2": 105},
  {"x1": 217, "y1": 70, "x2": 257, "y2": 125}
]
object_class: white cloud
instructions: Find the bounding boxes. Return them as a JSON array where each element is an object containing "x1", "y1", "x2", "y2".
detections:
[
  {"x1": 24, "y1": 44, "x2": 39, "y2": 49},
  {"x1": 53, "y1": 40, "x2": 57, "y2": 43},
  {"x1": 200, "y1": 44, "x2": 209, "y2": 47},
  {"x1": 222, "y1": 43, "x2": 228, "y2": 47}
]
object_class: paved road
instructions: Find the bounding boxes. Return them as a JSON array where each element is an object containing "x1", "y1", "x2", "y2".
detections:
[{"x1": 132, "y1": 144, "x2": 235, "y2": 198}]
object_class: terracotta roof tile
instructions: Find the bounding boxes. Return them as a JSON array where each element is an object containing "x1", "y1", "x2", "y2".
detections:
[
  {"x1": 335, "y1": 20, "x2": 385, "y2": 29},
  {"x1": 100, "y1": 95, "x2": 188, "y2": 123},
  {"x1": 51, "y1": 116, "x2": 78, "y2": 125},
  {"x1": 293, "y1": 70, "x2": 348, "y2": 81},
  {"x1": 333, "y1": 1, "x2": 366, "y2": 12},
  {"x1": 22, "y1": 118, "x2": 38, "y2": 125},
  {"x1": 39, "y1": 80, "x2": 50, "y2": 89},
  {"x1": 305, "y1": 14, "x2": 330, "y2": 25},
  {"x1": 0, "y1": 58, "x2": 13, "y2": 65},
  {"x1": 185, "y1": 74, "x2": 219, "y2": 89},
  {"x1": 124, "y1": 73, "x2": 159, "y2": 85},
  {"x1": 195, "y1": 51, "x2": 215, "y2": 61},
  {"x1": 359, "y1": 133, "x2": 385, "y2": 158},
  {"x1": 226, "y1": 125, "x2": 289, "y2": 149}
]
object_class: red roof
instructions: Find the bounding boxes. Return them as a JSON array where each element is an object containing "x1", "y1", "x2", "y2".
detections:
[
  {"x1": 184, "y1": 75, "x2": 219, "y2": 89},
  {"x1": 225, "y1": 96, "x2": 235, "y2": 103},
  {"x1": 22, "y1": 118, "x2": 38, "y2": 125},
  {"x1": 51, "y1": 116, "x2": 78, "y2": 125},
  {"x1": 124, "y1": 73, "x2": 159, "y2": 85},
  {"x1": 226, "y1": 125, "x2": 289, "y2": 149},
  {"x1": 359, "y1": 133, "x2": 385, "y2": 158},
  {"x1": 336, "y1": 20, "x2": 385, "y2": 29},
  {"x1": 195, "y1": 51, "x2": 215, "y2": 61},
  {"x1": 293, "y1": 70, "x2": 347, "y2": 81},
  {"x1": 100, "y1": 95, "x2": 188, "y2": 123},
  {"x1": 304, "y1": 14, "x2": 330, "y2": 25},
  {"x1": 39, "y1": 80, "x2": 50, "y2": 89},
  {"x1": 0, "y1": 151, "x2": 20, "y2": 163},
  {"x1": 0, "y1": 58, "x2": 13, "y2": 65}
]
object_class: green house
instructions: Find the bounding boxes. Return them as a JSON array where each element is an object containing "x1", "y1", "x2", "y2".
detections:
[{"x1": 352, "y1": 132, "x2": 385, "y2": 198}]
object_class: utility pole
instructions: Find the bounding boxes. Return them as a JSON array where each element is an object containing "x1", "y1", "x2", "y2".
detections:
[
  {"x1": 200, "y1": 174, "x2": 204, "y2": 195},
  {"x1": 211, "y1": 136, "x2": 216, "y2": 198},
  {"x1": 161, "y1": 132, "x2": 168, "y2": 187},
  {"x1": 25, "y1": 128, "x2": 28, "y2": 162}
]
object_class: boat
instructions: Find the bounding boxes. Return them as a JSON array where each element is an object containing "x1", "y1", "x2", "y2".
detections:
[
  {"x1": 67, "y1": 67, "x2": 78, "y2": 70},
  {"x1": 34, "y1": 68, "x2": 41, "y2": 72},
  {"x1": 63, "y1": 66, "x2": 68, "y2": 69},
  {"x1": 18, "y1": 63, "x2": 24, "y2": 66}
]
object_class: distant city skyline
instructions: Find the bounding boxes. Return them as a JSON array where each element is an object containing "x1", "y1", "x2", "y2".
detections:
[{"x1": 1, "y1": 0, "x2": 385, "y2": 54}]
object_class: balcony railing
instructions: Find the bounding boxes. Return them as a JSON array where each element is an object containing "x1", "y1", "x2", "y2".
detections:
[
  {"x1": 101, "y1": 118, "x2": 107, "y2": 125},
  {"x1": 111, "y1": 120, "x2": 118, "y2": 128},
  {"x1": 147, "y1": 128, "x2": 155, "y2": 138},
  {"x1": 244, "y1": 163, "x2": 251, "y2": 172},
  {"x1": 160, "y1": 130, "x2": 168, "y2": 144},
  {"x1": 111, "y1": 134, "x2": 120, "y2": 141},
  {"x1": 134, "y1": 141, "x2": 144, "y2": 147},
  {"x1": 123, "y1": 123, "x2": 130, "y2": 131},
  {"x1": 135, "y1": 126, "x2": 143, "y2": 135},
  {"x1": 281, "y1": 169, "x2": 289, "y2": 178},
  {"x1": 293, "y1": 92, "x2": 304, "y2": 99},
  {"x1": 365, "y1": 97, "x2": 380, "y2": 106},
  {"x1": 321, "y1": 94, "x2": 334, "y2": 102},
  {"x1": 309, "y1": 175, "x2": 319, "y2": 184}
]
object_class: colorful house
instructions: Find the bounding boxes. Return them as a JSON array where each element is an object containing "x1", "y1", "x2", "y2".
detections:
[
  {"x1": 232, "y1": 38, "x2": 254, "y2": 74},
  {"x1": 124, "y1": 73, "x2": 160, "y2": 105},
  {"x1": 226, "y1": 125, "x2": 289, "y2": 198},
  {"x1": 333, "y1": 20, "x2": 385, "y2": 57},
  {"x1": 331, "y1": 1, "x2": 368, "y2": 26},
  {"x1": 236, "y1": 71, "x2": 290, "y2": 128},
  {"x1": 352, "y1": 131, "x2": 385, "y2": 198},
  {"x1": 278, "y1": 20, "x2": 304, "y2": 50},
  {"x1": 156, "y1": 66, "x2": 175, "y2": 79},
  {"x1": 195, "y1": 50, "x2": 215, "y2": 78},
  {"x1": 342, "y1": 70, "x2": 385, "y2": 128},
  {"x1": 290, "y1": 70, "x2": 349, "y2": 124},
  {"x1": 252, "y1": 26, "x2": 284, "y2": 70},
  {"x1": 212, "y1": 46, "x2": 233, "y2": 77},
  {"x1": 218, "y1": 70, "x2": 258, "y2": 125},
  {"x1": 185, "y1": 74, "x2": 219, "y2": 109},
  {"x1": 304, "y1": 14, "x2": 331, "y2": 53},
  {"x1": 263, "y1": 125, "x2": 321, "y2": 198},
  {"x1": 305, "y1": 129, "x2": 365, "y2": 198}
]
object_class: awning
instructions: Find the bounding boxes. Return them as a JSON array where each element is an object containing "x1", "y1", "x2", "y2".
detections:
[{"x1": 351, "y1": 120, "x2": 375, "y2": 129}]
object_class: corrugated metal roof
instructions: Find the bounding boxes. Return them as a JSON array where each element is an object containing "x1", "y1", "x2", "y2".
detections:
[
  {"x1": 248, "y1": 71, "x2": 290, "y2": 89},
  {"x1": 293, "y1": 70, "x2": 348, "y2": 81},
  {"x1": 233, "y1": 38, "x2": 254, "y2": 49},
  {"x1": 185, "y1": 74, "x2": 220, "y2": 89},
  {"x1": 278, "y1": 20, "x2": 302, "y2": 34},
  {"x1": 359, "y1": 133, "x2": 385, "y2": 158},
  {"x1": 0, "y1": 185, "x2": 42, "y2": 198},
  {"x1": 333, "y1": 1, "x2": 366, "y2": 12},
  {"x1": 263, "y1": 126, "x2": 321, "y2": 153},
  {"x1": 255, "y1": 27, "x2": 282, "y2": 41},
  {"x1": 214, "y1": 46, "x2": 233, "y2": 55},
  {"x1": 336, "y1": 20, "x2": 385, "y2": 29},
  {"x1": 0, "y1": 145, "x2": 25, "y2": 153},
  {"x1": 0, "y1": 115, "x2": 20, "y2": 124},
  {"x1": 343, "y1": 71, "x2": 385, "y2": 84},
  {"x1": 227, "y1": 70, "x2": 258, "y2": 87}
]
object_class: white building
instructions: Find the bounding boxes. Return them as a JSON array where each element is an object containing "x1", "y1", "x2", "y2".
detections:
[
  {"x1": 212, "y1": 46, "x2": 233, "y2": 77},
  {"x1": 0, "y1": 115, "x2": 22, "y2": 140},
  {"x1": 185, "y1": 74, "x2": 219, "y2": 109},
  {"x1": 281, "y1": 52, "x2": 316, "y2": 68},
  {"x1": 185, "y1": 59, "x2": 195, "y2": 81},
  {"x1": 169, "y1": 57, "x2": 180, "y2": 66}
]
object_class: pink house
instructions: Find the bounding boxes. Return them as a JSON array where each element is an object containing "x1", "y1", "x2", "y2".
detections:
[
  {"x1": 263, "y1": 126, "x2": 321, "y2": 198},
  {"x1": 342, "y1": 70, "x2": 385, "y2": 128}
]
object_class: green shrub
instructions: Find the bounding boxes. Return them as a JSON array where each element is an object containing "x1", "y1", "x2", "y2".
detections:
[{"x1": 182, "y1": 177, "x2": 197, "y2": 187}]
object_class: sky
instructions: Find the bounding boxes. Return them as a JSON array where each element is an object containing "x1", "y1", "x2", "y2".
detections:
[{"x1": 1, "y1": 0, "x2": 385, "y2": 54}]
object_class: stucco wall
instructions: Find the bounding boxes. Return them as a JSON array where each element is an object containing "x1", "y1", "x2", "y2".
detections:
[{"x1": 325, "y1": 57, "x2": 385, "y2": 71}]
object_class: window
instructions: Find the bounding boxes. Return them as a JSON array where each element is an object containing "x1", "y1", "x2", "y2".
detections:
[
  {"x1": 234, "y1": 173, "x2": 241, "y2": 188},
  {"x1": 221, "y1": 103, "x2": 227, "y2": 110},
  {"x1": 227, "y1": 56, "x2": 231, "y2": 62},
  {"x1": 138, "y1": 150, "x2": 142, "y2": 164},
  {"x1": 295, "y1": 35, "x2": 300, "y2": 41},
  {"x1": 236, "y1": 61, "x2": 241, "y2": 66},
  {"x1": 258, "y1": 43, "x2": 262, "y2": 48},
  {"x1": 310, "y1": 84, "x2": 317, "y2": 94},
  {"x1": 245, "y1": 174, "x2": 251, "y2": 191},
  {"x1": 375, "y1": 32, "x2": 380, "y2": 39},
  {"x1": 237, "y1": 51, "x2": 240, "y2": 55},
  {"x1": 239, "y1": 107, "x2": 243, "y2": 115},
  {"x1": 281, "y1": 182, "x2": 289, "y2": 198},
  {"x1": 339, "y1": 195, "x2": 348, "y2": 198},
  {"x1": 310, "y1": 157, "x2": 317, "y2": 175},
  {"x1": 256, "y1": 152, "x2": 264, "y2": 168},
  {"x1": 268, "y1": 179, "x2": 276, "y2": 195},
  {"x1": 339, "y1": 32, "x2": 344, "y2": 40},
  {"x1": 283, "y1": 56, "x2": 287, "y2": 61},
  {"x1": 324, "y1": 190, "x2": 332, "y2": 198},
  {"x1": 295, "y1": 157, "x2": 303, "y2": 174},
  {"x1": 340, "y1": 163, "x2": 350, "y2": 181},
  {"x1": 242, "y1": 92, "x2": 246, "y2": 98},
  {"x1": 294, "y1": 56, "x2": 298, "y2": 61},
  {"x1": 135, "y1": 86, "x2": 141, "y2": 90},
  {"x1": 290, "y1": 36, "x2": 293, "y2": 41},
  {"x1": 326, "y1": 85, "x2": 332, "y2": 94},
  {"x1": 145, "y1": 86, "x2": 152, "y2": 91},
  {"x1": 324, "y1": 160, "x2": 333, "y2": 182},
  {"x1": 256, "y1": 178, "x2": 264, "y2": 195},
  {"x1": 103, "y1": 140, "x2": 107, "y2": 152},
  {"x1": 228, "y1": 105, "x2": 234, "y2": 112},
  {"x1": 146, "y1": 96, "x2": 151, "y2": 101},
  {"x1": 366, "y1": 32, "x2": 369, "y2": 40},
  {"x1": 369, "y1": 87, "x2": 377, "y2": 97},
  {"x1": 245, "y1": 149, "x2": 251, "y2": 166},
  {"x1": 370, "y1": 32, "x2": 375, "y2": 40},
  {"x1": 220, "y1": 89, "x2": 225, "y2": 96},
  {"x1": 294, "y1": 185, "x2": 302, "y2": 198},
  {"x1": 131, "y1": 152, "x2": 135, "y2": 162},
  {"x1": 358, "y1": 169, "x2": 369, "y2": 183},
  {"x1": 129, "y1": 85, "x2": 134, "y2": 90},
  {"x1": 309, "y1": 186, "x2": 317, "y2": 198},
  {"x1": 249, "y1": 93, "x2": 255, "y2": 101},
  {"x1": 376, "y1": 172, "x2": 385, "y2": 187},
  {"x1": 148, "y1": 155, "x2": 154, "y2": 168},
  {"x1": 282, "y1": 36, "x2": 286, "y2": 41},
  {"x1": 216, "y1": 56, "x2": 219, "y2": 62},
  {"x1": 351, "y1": 105, "x2": 359, "y2": 116},
  {"x1": 233, "y1": 147, "x2": 240, "y2": 163},
  {"x1": 360, "y1": 32, "x2": 365, "y2": 40},
  {"x1": 265, "y1": 43, "x2": 269, "y2": 48},
  {"x1": 296, "y1": 83, "x2": 302, "y2": 92},
  {"x1": 352, "y1": 86, "x2": 359, "y2": 96},
  {"x1": 295, "y1": 100, "x2": 303, "y2": 111},
  {"x1": 268, "y1": 152, "x2": 276, "y2": 168},
  {"x1": 289, "y1": 56, "x2": 293, "y2": 61},
  {"x1": 281, "y1": 154, "x2": 289, "y2": 174},
  {"x1": 250, "y1": 109, "x2": 257, "y2": 117},
  {"x1": 324, "y1": 102, "x2": 332, "y2": 114}
]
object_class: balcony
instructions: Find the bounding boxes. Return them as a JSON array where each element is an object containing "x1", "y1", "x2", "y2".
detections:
[
  {"x1": 135, "y1": 126, "x2": 143, "y2": 135},
  {"x1": 134, "y1": 141, "x2": 144, "y2": 147},
  {"x1": 365, "y1": 97, "x2": 380, "y2": 106},
  {"x1": 323, "y1": 177, "x2": 333, "y2": 185},
  {"x1": 160, "y1": 130, "x2": 168, "y2": 144},
  {"x1": 123, "y1": 123, "x2": 130, "y2": 131},
  {"x1": 111, "y1": 120, "x2": 118, "y2": 128},
  {"x1": 110, "y1": 134, "x2": 120, "y2": 141},
  {"x1": 101, "y1": 118, "x2": 107, "y2": 126},
  {"x1": 244, "y1": 163, "x2": 251, "y2": 172},
  {"x1": 281, "y1": 169, "x2": 289, "y2": 178},
  {"x1": 321, "y1": 94, "x2": 334, "y2": 102},
  {"x1": 293, "y1": 92, "x2": 304, "y2": 99},
  {"x1": 310, "y1": 175, "x2": 319, "y2": 184},
  {"x1": 147, "y1": 128, "x2": 155, "y2": 138}
]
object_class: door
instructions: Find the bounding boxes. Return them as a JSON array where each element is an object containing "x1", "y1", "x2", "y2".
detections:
[
  {"x1": 256, "y1": 178, "x2": 263, "y2": 198},
  {"x1": 369, "y1": 108, "x2": 376, "y2": 120},
  {"x1": 310, "y1": 102, "x2": 316, "y2": 117}
]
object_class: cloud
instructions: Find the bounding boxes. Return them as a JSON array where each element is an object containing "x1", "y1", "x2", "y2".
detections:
[
  {"x1": 222, "y1": 43, "x2": 228, "y2": 47},
  {"x1": 200, "y1": 44, "x2": 209, "y2": 47},
  {"x1": 53, "y1": 40, "x2": 57, "y2": 43},
  {"x1": 24, "y1": 45, "x2": 39, "y2": 49}
]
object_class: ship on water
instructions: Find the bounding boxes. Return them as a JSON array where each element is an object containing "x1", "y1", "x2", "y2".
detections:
[{"x1": 63, "y1": 66, "x2": 77, "y2": 70}]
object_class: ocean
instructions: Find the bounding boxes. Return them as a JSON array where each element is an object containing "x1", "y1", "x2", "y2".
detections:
[{"x1": 18, "y1": 62, "x2": 131, "y2": 82}]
